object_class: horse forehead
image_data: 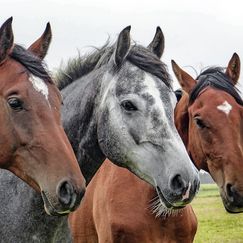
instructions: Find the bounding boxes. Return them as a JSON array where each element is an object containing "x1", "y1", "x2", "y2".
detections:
[
  {"x1": 0, "y1": 60, "x2": 23, "y2": 82},
  {"x1": 29, "y1": 75, "x2": 49, "y2": 101},
  {"x1": 142, "y1": 73, "x2": 171, "y2": 109},
  {"x1": 120, "y1": 71, "x2": 172, "y2": 114},
  {"x1": 190, "y1": 89, "x2": 243, "y2": 119},
  {"x1": 217, "y1": 101, "x2": 232, "y2": 116},
  {"x1": 192, "y1": 88, "x2": 227, "y2": 107},
  {"x1": 116, "y1": 66, "x2": 145, "y2": 92},
  {"x1": 116, "y1": 66, "x2": 172, "y2": 109}
]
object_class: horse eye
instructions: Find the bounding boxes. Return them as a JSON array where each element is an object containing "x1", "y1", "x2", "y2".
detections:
[
  {"x1": 121, "y1": 100, "x2": 138, "y2": 111},
  {"x1": 194, "y1": 116, "x2": 207, "y2": 129},
  {"x1": 8, "y1": 97, "x2": 23, "y2": 111}
]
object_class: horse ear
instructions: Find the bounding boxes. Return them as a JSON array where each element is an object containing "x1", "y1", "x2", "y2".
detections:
[
  {"x1": 0, "y1": 17, "x2": 14, "y2": 64},
  {"x1": 171, "y1": 60, "x2": 196, "y2": 94},
  {"x1": 28, "y1": 23, "x2": 52, "y2": 60},
  {"x1": 225, "y1": 53, "x2": 240, "y2": 85},
  {"x1": 148, "y1": 26, "x2": 164, "y2": 58},
  {"x1": 114, "y1": 26, "x2": 131, "y2": 67}
]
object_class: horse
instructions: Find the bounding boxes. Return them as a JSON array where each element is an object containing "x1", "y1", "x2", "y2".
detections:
[
  {"x1": 0, "y1": 18, "x2": 85, "y2": 242},
  {"x1": 58, "y1": 25, "x2": 199, "y2": 204},
  {"x1": 0, "y1": 17, "x2": 86, "y2": 215},
  {"x1": 173, "y1": 54, "x2": 243, "y2": 213},
  {"x1": 68, "y1": 27, "x2": 198, "y2": 243},
  {"x1": 69, "y1": 159, "x2": 197, "y2": 243}
]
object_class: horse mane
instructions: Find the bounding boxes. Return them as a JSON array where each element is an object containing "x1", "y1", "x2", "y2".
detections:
[
  {"x1": 55, "y1": 41, "x2": 172, "y2": 90},
  {"x1": 189, "y1": 67, "x2": 243, "y2": 105},
  {"x1": 10, "y1": 45, "x2": 52, "y2": 83}
]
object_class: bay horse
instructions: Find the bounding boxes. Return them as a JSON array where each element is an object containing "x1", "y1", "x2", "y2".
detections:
[
  {"x1": 0, "y1": 17, "x2": 85, "y2": 216},
  {"x1": 173, "y1": 54, "x2": 243, "y2": 213},
  {"x1": 68, "y1": 27, "x2": 198, "y2": 243},
  {"x1": 69, "y1": 159, "x2": 197, "y2": 243}
]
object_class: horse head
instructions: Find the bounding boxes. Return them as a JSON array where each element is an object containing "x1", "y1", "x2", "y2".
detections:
[
  {"x1": 96, "y1": 27, "x2": 200, "y2": 211},
  {"x1": 173, "y1": 54, "x2": 243, "y2": 213},
  {"x1": 0, "y1": 17, "x2": 85, "y2": 216}
]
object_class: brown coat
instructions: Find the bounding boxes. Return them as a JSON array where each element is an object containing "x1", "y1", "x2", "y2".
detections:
[{"x1": 69, "y1": 159, "x2": 197, "y2": 243}]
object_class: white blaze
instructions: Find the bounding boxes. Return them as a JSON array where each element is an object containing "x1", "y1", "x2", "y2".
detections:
[
  {"x1": 217, "y1": 101, "x2": 232, "y2": 115},
  {"x1": 100, "y1": 73, "x2": 116, "y2": 108},
  {"x1": 30, "y1": 76, "x2": 49, "y2": 101},
  {"x1": 144, "y1": 74, "x2": 165, "y2": 111}
]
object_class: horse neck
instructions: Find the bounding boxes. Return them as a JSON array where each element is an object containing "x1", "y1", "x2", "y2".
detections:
[
  {"x1": 61, "y1": 72, "x2": 106, "y2": 184},
  {"x1": 0, "y1": 171, "x2": 71, "y2": 242}
]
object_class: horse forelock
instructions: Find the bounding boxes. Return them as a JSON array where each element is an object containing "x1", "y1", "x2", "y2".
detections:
[
  {"x1": 127, "y1": 45, "x2": 172, "y2": 89},
  {"x1": 189, "y1": 67, "x2": 243, "y2": 106},
  {"x1": 10, "y1": 45, "x2": 52, "y2": 83},
  {"x1": 55, "y1": 41, "x2": 172, "y2": 90}
]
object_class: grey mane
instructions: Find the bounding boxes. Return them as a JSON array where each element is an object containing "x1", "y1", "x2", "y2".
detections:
[{"x1": 55, "y1": 41, "x2": 172, "y2": 90}]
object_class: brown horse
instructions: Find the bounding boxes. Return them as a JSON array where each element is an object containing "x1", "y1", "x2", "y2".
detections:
[
  {"x1": 173, "y1": 54, "x2": 243, "y2": 213},
  {"x1": 0, "y1": 17, "x2": 85, "y2": 215},
  {"x1": 68, "y1": 28, "x2": 198, "y2": 243},
  {"x1": 69, "y1": 159, "x2": 197, "y2": 243}
]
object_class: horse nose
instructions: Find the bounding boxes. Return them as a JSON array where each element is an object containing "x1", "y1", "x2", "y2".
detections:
[
  {"x1": 57, "y1": 180, "x2": 85, "y2": 210},
  {"x1": 226, "y1": 183, "x2": 239, "y2": 203},
  {"x1": 170, "y1": 174, "x2": 187, "y2": 195},
  {"x1": 169, "y1": 174, "x2": 200, "y2": 201},
  {"x1": 224, "y1": 183, "x2": 243, "y2": 212}
]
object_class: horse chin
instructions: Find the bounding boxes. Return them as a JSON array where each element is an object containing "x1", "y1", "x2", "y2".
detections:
[
  {"x1": 155, "y1": 186, "x2": 186, "y2": 210},
  {"x1": 41, "y1": 191, "x2": 71, "y2": 216},
  {"x1": 224, "y1": 205, "x2": 243, "y2": 213},
  {"x1": 151, "y1": 187, "x2": 184, "y2": 218},
  {"x1": 221, "y1": 196, "x2": 243, "y2": 213}
]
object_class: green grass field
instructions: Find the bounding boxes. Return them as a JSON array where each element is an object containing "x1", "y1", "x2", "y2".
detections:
[{"x1": 192, "y1": 184, "x2": 243, "y2": 243}]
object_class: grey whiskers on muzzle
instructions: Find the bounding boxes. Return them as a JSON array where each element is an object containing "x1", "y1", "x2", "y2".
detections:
[{"x1": 148, "y1": 195, "x2": 184, "y2": 218}]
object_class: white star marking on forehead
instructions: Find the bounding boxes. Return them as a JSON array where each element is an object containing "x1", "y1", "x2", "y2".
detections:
[
  {"x1": 217, "y1": 101, "x2": 232, "y2": 115},
  {"x1": 29, "y1": 75, "x2": 49, "y2": 101}
]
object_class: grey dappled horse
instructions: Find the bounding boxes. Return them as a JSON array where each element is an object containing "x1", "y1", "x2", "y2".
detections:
[
  {"x1": 59, "y1": 26, "x2": 199, "y2": 206},
  {"x1": 0, "y1": 27, "x2": 199, "y2": 242}
]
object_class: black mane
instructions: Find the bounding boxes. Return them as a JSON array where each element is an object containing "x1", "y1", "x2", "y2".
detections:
[
  {"x1": 10, "y1": 45, "x2": 52, "y2": 83},
  {"x1": 189, "y1": 67, "x2": 243, "y2": 105},
  {"x1": 55, "y1": 42, "x2": 171, "y2": 90}
]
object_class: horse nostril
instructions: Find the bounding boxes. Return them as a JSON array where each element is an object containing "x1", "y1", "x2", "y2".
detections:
[
  {"x1": 170, "y1": 174, "x2": 187, "y2": 193},
  {"x1": 58, "y1": 180, "x2": 74, "y2": 206},
  {"x1": 226, "y1": 183, "x2": 234, "y2": 202}
]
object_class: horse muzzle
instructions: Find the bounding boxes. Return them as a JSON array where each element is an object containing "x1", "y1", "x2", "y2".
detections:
[
  {"x1": 156, "y1": 175, "x2": 200, "y2": 209},
  {"x1": 221, "y1": 184, "x2": 243, "y2": 213},
  {"x1": 41, "y1": 180, "x2": 86, "y2": 216}
]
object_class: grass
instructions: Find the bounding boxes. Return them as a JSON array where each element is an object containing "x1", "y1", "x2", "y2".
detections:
[{"x1": 192, "y1": 184, "x2": 243, "y2": 243}]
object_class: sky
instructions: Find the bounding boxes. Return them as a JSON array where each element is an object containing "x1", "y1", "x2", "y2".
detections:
[{"x1": 2, "y1": 0, "x2": 243, "y2": 89}]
